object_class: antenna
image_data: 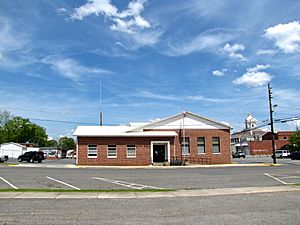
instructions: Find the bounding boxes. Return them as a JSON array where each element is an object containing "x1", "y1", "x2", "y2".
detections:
[{"x1": 99, "y1": 80, "x2": 103, "y2": 126}]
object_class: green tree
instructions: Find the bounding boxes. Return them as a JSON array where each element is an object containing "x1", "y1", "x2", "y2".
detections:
[
  {"x1": 46, "y1": 139, "x2": 58, "y2": 147},
  {"x1": 289, "y1": 131, "x2": 300, "y2": 152},
  {"x1": 58, "y1": 136, "x2": 75, "y2": 151},
  {"x1": 0, "y1": 111, "x2": 48, "y2": 146}
]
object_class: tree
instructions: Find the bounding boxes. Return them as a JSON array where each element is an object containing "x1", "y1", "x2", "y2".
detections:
[
  {"x1": 0, "y1": 111, "x2": 48, "y2": 146},
  {"x1": 58, "y1": 136, "x2": 75, "y2": 151},
  {"x1": 289, "y1": 131, "x2": 300, "y2": 152},
  {"x1": 45, "y1": 139, "x2": 58, "y2": 147}
]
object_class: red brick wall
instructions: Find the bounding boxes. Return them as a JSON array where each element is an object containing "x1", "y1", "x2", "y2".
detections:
[
  {"x1": 77, "y1": 128, "x2": 231, "y2": 165},
  {"x1": 249, "y1": 140, "x2": 289, "y2": 155},
  {"x1": 158, "y1": 129, "x2": 231, "y2": 164},
  {"x1": 77, "y1": 137, "x2": 174, "y2": 166}
]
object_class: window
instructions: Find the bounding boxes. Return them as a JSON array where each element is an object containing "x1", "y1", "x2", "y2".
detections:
[
  {"x1": 212, "y1": 137, "x2": 220, "y2": 153},
  {"x1": 88, "y1": 145, "x2": 97, "y2": 158},
  {"x1": 181, "y1": 137, "x2": 190, "y2": 155},
  {"x1": 197, "y1": 137, "x2": 205, "y2": 154},
  {"x1": 127, "y1": 145, "x2": 136, "y2": 158},
  {"x1": 107, "y1": 145, "x2": 117, "y2": 158}
]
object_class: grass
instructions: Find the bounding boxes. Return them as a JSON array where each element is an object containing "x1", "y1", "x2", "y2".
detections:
[
  {"x1": 291, "y1": 183, "x2": 300, "y2": 186},
  {"x1": 0, "y1": 188, "x2": 175, "y2": 193}
]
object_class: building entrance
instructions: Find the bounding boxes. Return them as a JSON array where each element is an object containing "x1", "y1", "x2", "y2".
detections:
[{"x1": 153, "y1": 144, "x2": 166, "y2": 163}]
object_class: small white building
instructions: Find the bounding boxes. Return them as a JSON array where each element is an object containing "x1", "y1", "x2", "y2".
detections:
[{"x1": 0, "y1": 142, "x2": 27, "y2": 158}]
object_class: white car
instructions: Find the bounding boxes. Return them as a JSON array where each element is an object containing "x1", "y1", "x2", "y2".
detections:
[{"x1": 275, "y1": 150, "x2": 290, "y2": 158}]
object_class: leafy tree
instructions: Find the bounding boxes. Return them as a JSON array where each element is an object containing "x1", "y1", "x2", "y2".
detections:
[
  {"x1": 58, "y1": 136, "x2": 75, "y2": 151},
  {"x1": 289, "y1": 131, "x2": 300, "y2": 152},
  {"x1": 46, "y1": 139, "x2": 58, "y2": 147},
  {"x1": 0, "y1": 111, "x2": 48, "y2": 146}
]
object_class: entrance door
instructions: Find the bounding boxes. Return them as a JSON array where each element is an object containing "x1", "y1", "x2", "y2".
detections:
[{"x1": 153, "y1": 144, "x2": 166, "y2": 163}]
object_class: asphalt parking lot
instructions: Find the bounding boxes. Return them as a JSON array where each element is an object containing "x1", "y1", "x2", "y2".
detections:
[{"x1": 0, "y1": 157, "x2": 300, "y2": 191}]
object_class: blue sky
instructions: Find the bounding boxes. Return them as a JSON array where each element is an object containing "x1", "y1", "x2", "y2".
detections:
[{"x1": 1, "y1": 0, "x2": 300, "y2": 139}]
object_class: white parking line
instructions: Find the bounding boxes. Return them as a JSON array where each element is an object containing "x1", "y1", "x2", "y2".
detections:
[
  {"x1": 92, "y1": 177, "x2": 163, "y2": 190},
  {"x1": 264, "y1": 173, "x2": 292, "y2": 185},
  {"x1": 0, "y1": 176, "x2": 18, "y2": 189},
  {"x1": 46, "y1": 176, "x2": 80, "y2": 190}
]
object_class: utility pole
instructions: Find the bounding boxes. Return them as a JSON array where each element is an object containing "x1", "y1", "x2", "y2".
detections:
[{"x1": 268, "y1": 83, "x2": 276, "y2": 164}]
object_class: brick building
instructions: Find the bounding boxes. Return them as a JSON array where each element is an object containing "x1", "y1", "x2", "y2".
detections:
[
  {"x1": 73, "y1": 112, "x2": 232, "y2": 166},
  {"x1": 249, "y1": 131, "x2": 296, "y2": 155}
]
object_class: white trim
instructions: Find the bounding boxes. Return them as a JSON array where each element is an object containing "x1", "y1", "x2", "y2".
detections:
[
  {"x1": 151, "y1": 141, "x2": 170, "y2": 163},
  {"x1": 87, "y1": 145, "x2": 98, "y2": 159},
  {"x1": 107, "y1": 145, "x2": 117, "y2": 158},
  {"x1": 126, "y1": 145, "x2": 136, "y2": 158},
  {"x1": 76, "y1": 142, "x2": 78, "y2": 165}
]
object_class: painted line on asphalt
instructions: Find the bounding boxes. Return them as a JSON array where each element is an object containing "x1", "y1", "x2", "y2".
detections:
[
  {"x1": 264, "y1": 173, "x2": 293, "y2": 185},
  {"x1": 46, "y1": 176, "x2": 81, "y2": 190},
  {"x1": 0, "y1": 176, "x2": 18, "y2": 189},
  {"x1": 91, "y1": 177, "x2": 163, "y2": 190}
]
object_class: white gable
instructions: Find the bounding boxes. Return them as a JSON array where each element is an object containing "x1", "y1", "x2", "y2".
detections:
[{"x1": 132, "y1": 112, "x2": 231, "y2": 131}]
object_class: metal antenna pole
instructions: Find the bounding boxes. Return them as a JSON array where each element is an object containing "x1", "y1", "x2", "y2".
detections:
[
  {"x1": 268, "y1": 83, "x2": 276, "y2": 164},
  {"x1": 99, "y1": 80, "x2": 103, "y2": 126}
]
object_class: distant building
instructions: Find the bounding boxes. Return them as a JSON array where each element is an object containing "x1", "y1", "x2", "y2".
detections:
[
  {"x1": 249, "y1": 131, "x2": 296, "y2": 155},
  {"x1": 231, "y1": 113, "x2": 266, "y2": 155},
  {"x1": 0, "y1": 142, "x2": 27, "y2": 158}
]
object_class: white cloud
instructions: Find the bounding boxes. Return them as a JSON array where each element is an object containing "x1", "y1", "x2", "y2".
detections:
[
  {"x1": 0, "y1": 18, "x2": 32, "y2": 69},
  {"x1": 166, "y1": 30, "x2": 233, "y2": 56},
  {"x1": 212, "y1": 68, "x2": 227, "y2": 76},
  {"x1": 265, "y1": 21, "x2": 300, "y2": 53},
  {"x1": 71, "y1": 0, "x2": 150, "y2": 33},
  {"x1": 186, "y1": 95, "x2": 231, "y2": 103},
  {"x1": 233, "y1": 64, "x2": 272, "y2": 87},
  {"x1": 246, "y1": 64, "x2": 270, "y2": 72},
  {"x1": 256, "y1": 49, "x2": 277, "y2": 55},
  {"x1": 135, "y1": 90, "x2": 230, "y2": 103},
  {"x1": 221, "y1": 43, "x2": 246, "y2": 61},
  {"x1": 42, "y1": 56, "x2": 111, "y2": 82},
  {"x1": 137, "y1": 90, "x2": 178, "y2": 101}
]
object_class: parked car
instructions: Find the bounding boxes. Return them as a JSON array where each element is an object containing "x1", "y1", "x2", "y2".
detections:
[
  {"x1": 275, "y1": 150, "x2": 290, "y2": 158},
  {"x1": 18, "y1": 151, "x2": 44, "y2": 163},
  {"x1": 290, "y1": 151, "x2": 300, "y2": 160},
  {"x1": 232, "y1": 152, "x2": 246, "y2": 158}
]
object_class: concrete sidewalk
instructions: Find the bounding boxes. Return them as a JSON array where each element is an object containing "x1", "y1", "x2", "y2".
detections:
[{"x1": 0, "y1": 185, "x2": 299, "y2": 199}]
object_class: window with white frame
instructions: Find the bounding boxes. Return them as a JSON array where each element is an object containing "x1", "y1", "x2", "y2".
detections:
[
  {"x1": 181, "y1": 137, "x2": 190, "y2": 155},
  {"x1": 212, "y1": 137, "x2": 220, "y2": 153},
  {"x1": 197, "y1": 137, "x2": 205, "y2": 154},
  {"x1": 107, "y1": 145, "x2": 117, "y2": 158},
  {"x1": 127, "y1": 145, "x2": 136, "y2": 158},
  {"x1": 88, "y1": 145, "x2": 97, "y2": 158}
]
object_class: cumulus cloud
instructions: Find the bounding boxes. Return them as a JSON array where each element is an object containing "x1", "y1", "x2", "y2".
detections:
[
  {"x1": 42, "y1": 56, "x2": 111, "y2": 82},
  {"x1": 233, "y1": 64, "x2": 272, "y2": 87},
  {"x1": 221, "y1": 43, "x2": 246, "y2": 61},
  {"x1": 265, "y1": 21, "x2": 300, "y2": 53},
  {"x1": 212, "y1": 68, "x2": 227, "y2": 76},
  {"x1": 70, "y1": 0, "x2": 150, "y2": 34}
]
